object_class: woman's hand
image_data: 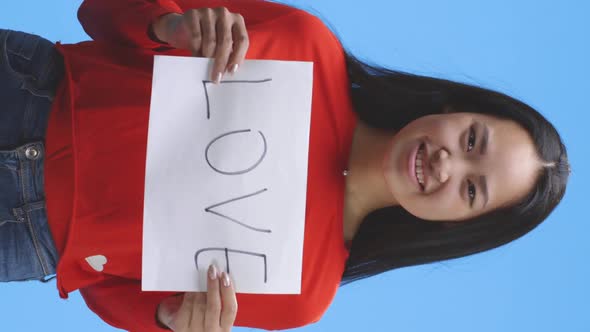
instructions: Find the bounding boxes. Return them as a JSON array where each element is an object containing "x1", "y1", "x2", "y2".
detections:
[
  {"x1": 157, "y1": 265, "x2": 237, "y2": 331},
  {"x1": 151, "y1": 7, "x2": 249, "y2": 84}
]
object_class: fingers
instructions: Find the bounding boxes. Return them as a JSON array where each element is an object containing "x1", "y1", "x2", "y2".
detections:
[
  {"x1": 211, "y1": 8, "x2": 234, "y2": 83},
  {"x1": 191, "y1": 292, "x2": 208, "y2": 330},
  {"x1": 226, "y1": 15, "x2": 248, "y2": 75},
  {"x1": 173, "y1": 292, "x2": 195, "y2": 331},
  {"x1": 219, "y1": 271, "x2": 238, "y2": 331},
  {"x1": 203, "y1": 265, "x2": 238, "y2": 331},
  {"x1": 185, "y1": 10, "x2": 203, "y2": 57},
  {"x1": 203, "y1": 264, "x2": 222, "y2": 330},
  {"x1": 170, "y1": 265, "x2": 237, "y2": 332},
  {"x1": 180, "y1": 7, "x2": 248, "y2": 84},
  {"x1": 200, "y1": 9, "x2": 217, "y2": 59}
]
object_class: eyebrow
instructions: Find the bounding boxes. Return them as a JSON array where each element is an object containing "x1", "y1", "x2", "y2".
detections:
[
  {"x1": 480, "y1": 123, "x2": 489, "y2": 155},
  {"x1": 478, "y1": 123, "x2": 489, "y2": 208}
]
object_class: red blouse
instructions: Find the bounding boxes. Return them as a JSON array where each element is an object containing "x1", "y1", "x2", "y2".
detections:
[{"x1": 44, "y1": 0, "x2": 356, "y2": 330}]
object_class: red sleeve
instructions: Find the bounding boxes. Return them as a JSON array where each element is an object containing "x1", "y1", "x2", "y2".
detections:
[
  {"x1": 77, "y1": 0, "x2": 299, "y2": 49},
  {"x1": 80, "y1": 278, "x2": 176, "y2": 332}
]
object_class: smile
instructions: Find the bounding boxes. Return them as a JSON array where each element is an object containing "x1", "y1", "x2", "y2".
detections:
[
  {"x1": 415, "y1": 143, "x2": 426, "y2": 189},
  {"x1": 408, "y1": 141, "x2": 427, "y2": 191}
]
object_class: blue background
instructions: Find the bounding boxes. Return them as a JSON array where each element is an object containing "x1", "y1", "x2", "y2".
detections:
[{"x1": 1, "y1": 1, "x2": 588, "y2": 331}]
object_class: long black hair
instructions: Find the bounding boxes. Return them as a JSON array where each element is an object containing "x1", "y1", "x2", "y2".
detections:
[{"x1": 340, "y1": 52, "x2": 570, "y2": 285}]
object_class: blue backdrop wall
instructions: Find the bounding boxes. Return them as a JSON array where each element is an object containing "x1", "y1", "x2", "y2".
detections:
[{"x1": 1, "y1": 1, "x2": 587, "y2": 331}]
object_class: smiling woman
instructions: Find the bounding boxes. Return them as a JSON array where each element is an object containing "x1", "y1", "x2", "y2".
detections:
[
  {"x1": 383, "y1": 113, "x2": 541, "y2": 220},
  {"x1": 340, "y1": 56, "x2": 569, "y2": 283},
  {"x1": 0, "y1": 0, "x2": 573, "y2": 331}
]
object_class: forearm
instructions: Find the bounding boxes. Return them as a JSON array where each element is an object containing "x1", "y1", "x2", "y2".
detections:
[
  {"x1": 80, "y1": 279, "x2": 175, "y2": 332},
  {"x1": 78, "y1": 0, "x2": 299, "y2": 48},
  {"x1": 78, "y1": 0, "x2": 182, "y2": 48}
]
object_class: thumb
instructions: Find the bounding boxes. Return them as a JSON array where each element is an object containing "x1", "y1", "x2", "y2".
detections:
[
  {"x1": 166, "y1": 16, "x2": 191, "y2": 50},
  {"x1": 158, "y1": 294, "x2": 184, "y2": 330}
]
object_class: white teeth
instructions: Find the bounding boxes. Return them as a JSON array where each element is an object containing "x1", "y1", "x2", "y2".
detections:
[{"x1": 415, "y1": 144, "x2": 425, "y2": 186}]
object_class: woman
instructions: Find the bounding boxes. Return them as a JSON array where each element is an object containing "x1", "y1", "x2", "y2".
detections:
[{"x1": 0, "y1": 0, "x2": 568, "y2": 331}]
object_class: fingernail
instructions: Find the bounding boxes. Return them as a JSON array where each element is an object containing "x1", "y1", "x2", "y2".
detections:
[
  {"x1": 221, "y1": 272, "x2": 231, "y2": 287},
  {"x1": 230, "y1": 64, "x2": 238, "y2": 74},
  {"x1": 209, "y1": 264, "x2": 218, "y2": 280},
  {"x1": 214, "y1": 72, "x2": 222, "y2": 84}
]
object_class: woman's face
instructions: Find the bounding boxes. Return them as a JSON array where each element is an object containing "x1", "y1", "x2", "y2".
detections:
[{"x1": 382, "y1": 112, "x2": 541, "y2": 221}]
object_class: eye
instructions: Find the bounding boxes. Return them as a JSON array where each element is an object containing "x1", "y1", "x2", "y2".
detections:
[
  {"x1": 467, "y1": 179, "x2": 476, "y2": 207},
  {"x1": 467, "y1": 126, "x2": 476, "y2": 152}
]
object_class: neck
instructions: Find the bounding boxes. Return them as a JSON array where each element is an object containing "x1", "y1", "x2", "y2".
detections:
[{"x1": 343, "y1": 121, "x2": 399, "y2": 242}]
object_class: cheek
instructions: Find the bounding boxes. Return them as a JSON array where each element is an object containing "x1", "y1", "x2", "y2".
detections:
[
  {"x1": 403, "y1": 184, "x2": 468, "y2": 221},
  {"x1": 400, "y1": 118, "x2": 439, "y2": 138}
]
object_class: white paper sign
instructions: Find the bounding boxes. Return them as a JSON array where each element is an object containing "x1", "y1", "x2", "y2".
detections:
[{"x1": 142, "y1": 56, "x2": 313, "y2": 294}]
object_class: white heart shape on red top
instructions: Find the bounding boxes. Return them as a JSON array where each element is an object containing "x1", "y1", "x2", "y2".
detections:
[{"x1": 85, "y1": 255, "x2": 108, "y2": 272}]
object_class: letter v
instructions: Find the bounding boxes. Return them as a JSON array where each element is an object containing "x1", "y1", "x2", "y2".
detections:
[{"x1": 204, "y1": 188, "x2": 272, "y2": 233}]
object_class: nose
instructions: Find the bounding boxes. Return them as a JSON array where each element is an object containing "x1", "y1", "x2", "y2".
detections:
[{"x1": 430, "y1": 148, "x2": 451, "y2": 183}]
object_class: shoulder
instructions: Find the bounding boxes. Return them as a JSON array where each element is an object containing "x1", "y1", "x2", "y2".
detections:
[
  {"x1": 245, "y1": 2, "x2": 341, "y2": 48},
  {"x1": 284, "y1": 6, "x2": 342, "y2": 44}
]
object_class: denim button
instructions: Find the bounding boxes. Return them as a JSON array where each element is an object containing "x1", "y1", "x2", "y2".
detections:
[{"x1": 25, "y1": 146, "x2": 40, "y2": 160}]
